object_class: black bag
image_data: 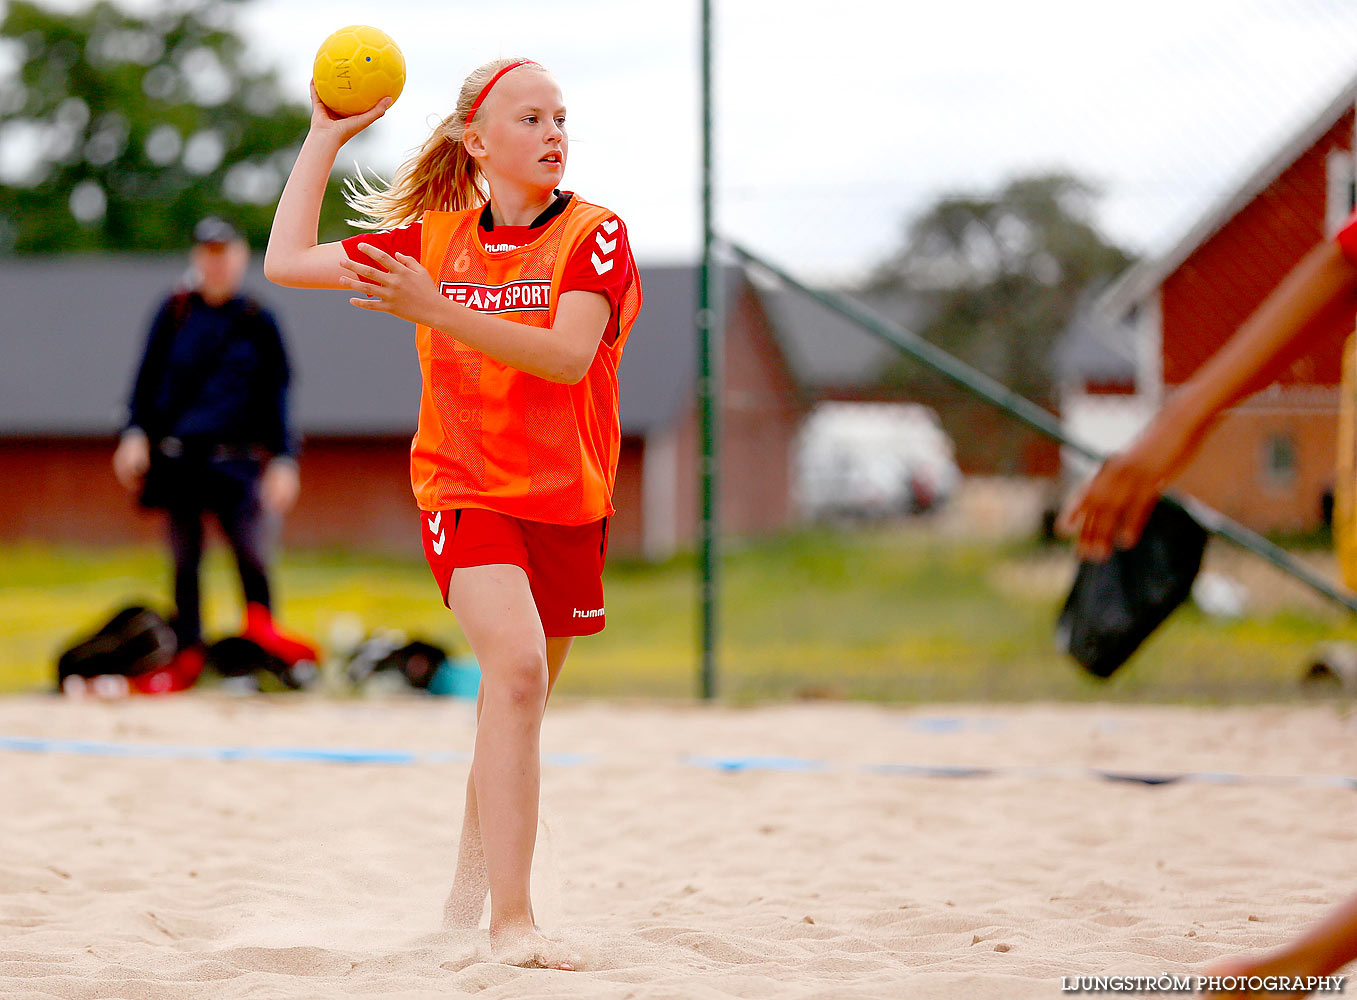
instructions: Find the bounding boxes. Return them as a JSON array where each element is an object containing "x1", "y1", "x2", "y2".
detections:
[
  {"x1": 204, "y1": 636, "x2": 315, "y2": 690},
  {"x1": 381, "y1": 640, "x2": 448, "y2": 690},
  {"x1": 346, "y1": 635, "x2": 449, "y2": 691},
  {"x1": 1056, "y1": 499, "x2": 1209, "y2": 678},
  {"x1": 204, "y1": 636, "x2": 285, "y2": 678},
  {"x1": 57, "y1": 605, "x2": 177, "y2": 687}
]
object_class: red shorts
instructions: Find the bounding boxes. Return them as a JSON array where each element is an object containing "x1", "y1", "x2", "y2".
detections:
[{"x1": 419, "y1": 508, "x2": 610, "y2": 637}]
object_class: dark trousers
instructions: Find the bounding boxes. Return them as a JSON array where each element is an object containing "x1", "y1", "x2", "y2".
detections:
[{"x1": 165, "y1": 458, "x2": 272, "y2": 648}]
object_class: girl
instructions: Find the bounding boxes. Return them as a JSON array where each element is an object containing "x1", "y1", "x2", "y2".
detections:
[{"x1": 265, "y1": 57, "x2": 642, "y2": 970}]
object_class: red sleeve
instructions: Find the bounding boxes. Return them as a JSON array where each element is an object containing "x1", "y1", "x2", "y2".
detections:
[
  {"x1": 341, "y1": 221, "x2": 423, "y2": 270},
  {"x1": 560, "y1": 216, "x2": 633, "y2": 344},
  {"x1": 1336, "y1": 210, "x2": 1357, "y2": 263}
]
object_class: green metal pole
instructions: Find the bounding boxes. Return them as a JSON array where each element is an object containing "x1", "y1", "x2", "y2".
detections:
[{"x1": 697, "y1": 0, "x2": 719, "y2": 699}]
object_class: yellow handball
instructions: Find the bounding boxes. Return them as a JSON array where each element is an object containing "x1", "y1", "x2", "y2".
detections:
[{"x1": 313, "y1": 25, "x2": 405, "y2": 117}]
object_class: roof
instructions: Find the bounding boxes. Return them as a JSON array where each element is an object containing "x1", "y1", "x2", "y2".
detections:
[
  {"x1": 750, "y1": 282, "x2": 920, "y2": 392},
  {"x1": 614, "y1": 264, "x2": 743, "y2": 435},
  {"x1": 1053, "y1": 284, "x2": 1137, "y2": 384},
  {"x1": 0, "y1": 257, "x2": 744, "y2": 438},
  {"x1": 2, "y1": 251, "x2": 1119, "y2": 436},
  {"x1": 0, "y1": 255, "x2": 422, "y2": 436},
  {"x1": 1100, "y1": 74, "x2": 1357, "y2": 318}
]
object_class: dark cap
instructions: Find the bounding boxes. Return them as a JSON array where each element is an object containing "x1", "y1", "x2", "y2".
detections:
[{"x1": 193, "y1": 216, "x2": 241, "y2": 245}]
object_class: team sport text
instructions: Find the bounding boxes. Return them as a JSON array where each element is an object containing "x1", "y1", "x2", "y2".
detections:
[{"x1": 439, "y1": 280, "x2": 552, "y2": 314}]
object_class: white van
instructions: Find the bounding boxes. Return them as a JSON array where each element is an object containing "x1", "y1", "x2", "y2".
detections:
[{"x1": 796, "y1": 402, "x2": 960, "y2": 521}]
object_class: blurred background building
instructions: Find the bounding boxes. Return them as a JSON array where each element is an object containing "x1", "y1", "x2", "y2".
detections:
[
  {"x1": 0, "y1": 262, "x2": 809, "y2": 559},
  {"x1": 1068, "y1": 76, "x2": 1357, "y2": 534},
  {"x1": 5, "y1": 0, "x2": 1357, "y2": 555}
]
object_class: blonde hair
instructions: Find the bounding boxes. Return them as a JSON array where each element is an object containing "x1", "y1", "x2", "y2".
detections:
[{"x1": 345, "y1": 57, "x2": 548, "y2": 231}]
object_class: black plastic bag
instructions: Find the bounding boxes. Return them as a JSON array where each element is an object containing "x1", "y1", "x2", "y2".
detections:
[{"x1": 1056, "y1": 499, "x2": 1208, "y2": 678}]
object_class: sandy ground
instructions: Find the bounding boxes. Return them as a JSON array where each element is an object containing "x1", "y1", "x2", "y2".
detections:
[{"x1": 2, "y1": 695, "x2": 1356, "y2": 999}]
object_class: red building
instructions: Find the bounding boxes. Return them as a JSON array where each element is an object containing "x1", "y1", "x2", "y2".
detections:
[{"x1": 1077, "y1": 80, "x2": 1357, "y2": 531}]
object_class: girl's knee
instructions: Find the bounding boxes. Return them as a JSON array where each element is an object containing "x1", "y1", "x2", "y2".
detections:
[{"x1": 483, "y1": 646, "x2": 548, "y2": 708}]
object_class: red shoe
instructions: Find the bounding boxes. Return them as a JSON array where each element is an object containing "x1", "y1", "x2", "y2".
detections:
[
  {"x1": 130, "y1": 644, "x2": 205, "y2": 695},
  {"x1": 242, "y1": 603, "x2": 319, "y2": 666}
]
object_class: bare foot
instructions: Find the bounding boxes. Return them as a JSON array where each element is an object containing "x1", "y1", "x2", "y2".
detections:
[
  {"x1": 442, "y1": 878, "x2": 489, "y2": 929},
  {"x1": 490, "y1": 923, "x2": 578, "y2": 971},
  {"x1": 1202, "y1": 949, "x2": 1330, "y2": 998}
]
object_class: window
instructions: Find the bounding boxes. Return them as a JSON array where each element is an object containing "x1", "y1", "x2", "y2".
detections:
[
  {"x1": 1262, "y1": 433, "x2": 1298, "y2": 489},
  {"x1": 1326, "y1": 149, "x2": 1357, "y2": 237}
]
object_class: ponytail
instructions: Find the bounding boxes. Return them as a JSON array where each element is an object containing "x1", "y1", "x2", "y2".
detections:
[{"x1": 345, "y1": 56, "x2": 547, "y2": 231}]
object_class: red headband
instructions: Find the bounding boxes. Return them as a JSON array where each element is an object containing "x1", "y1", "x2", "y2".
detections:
[{"x1": 465, "y1": 60, "x2": 538, "y2": 125}]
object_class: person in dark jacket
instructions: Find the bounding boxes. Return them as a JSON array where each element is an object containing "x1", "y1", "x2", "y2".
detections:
[{"x1": 112, "y1": 217, "x2": 315, "y2": 693}]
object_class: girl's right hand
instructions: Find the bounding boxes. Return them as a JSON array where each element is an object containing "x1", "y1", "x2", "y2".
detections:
[{"x1": 308, "y1": 81, "x2": 391, "y2": 145}]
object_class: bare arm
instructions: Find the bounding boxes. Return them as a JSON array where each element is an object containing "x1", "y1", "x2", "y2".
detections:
[
  {"x1": 340, "y1": 244, "x2": 612, "y2": 384},
  {"x1": 1165, "y1": 238, "x2": 1357, "y2": 425},
  {"x1": 1060, "y1": 237, "x2": 1357, "y2": 560},
  {"x1": 264, "y1": 84, "x2": 390, "y2": 290}
]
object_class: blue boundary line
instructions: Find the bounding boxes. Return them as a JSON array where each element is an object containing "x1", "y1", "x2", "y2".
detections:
[{"x1": 3, "y1": 735, "x2": 1356, "y2": 788}]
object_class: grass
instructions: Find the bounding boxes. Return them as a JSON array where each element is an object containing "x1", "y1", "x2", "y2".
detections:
[{"x1": 4, "y1": 526, "x2": 1356, "y2": 702}]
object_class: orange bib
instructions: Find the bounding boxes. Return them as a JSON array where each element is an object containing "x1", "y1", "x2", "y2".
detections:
[{"x1": 411, "y1": 197, "x2": 642, "y2": 524}]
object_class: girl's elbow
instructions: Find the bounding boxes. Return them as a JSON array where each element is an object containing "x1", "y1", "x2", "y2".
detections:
[
  {"x1": 560, "y1": 357, "x2": 592, "y2": 385},
  {"x1": 542, "y1": 368, "x2": 583, "y2": 385},
  {"x1": 540, "y1": 350, "x2": 591, "y2": 384},
  {"x1": 262, "y1": 252, "x2": 290, "y2": 287},
  {"x1": 263, "y1": 244, "x2": 313, "y2": 288},
  {"x1": 264, "y1": 260, "x2": 309, "y2": 289}
]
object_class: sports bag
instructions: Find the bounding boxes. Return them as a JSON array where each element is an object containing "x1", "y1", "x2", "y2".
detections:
[{"x1": 56, "y1": 605, "x2": 177, "y2": 687}]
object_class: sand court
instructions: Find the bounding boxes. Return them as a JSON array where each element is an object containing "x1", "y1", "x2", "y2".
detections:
[{"x1": 2, "y1": 696, "x2": 1356, "y2": 999}]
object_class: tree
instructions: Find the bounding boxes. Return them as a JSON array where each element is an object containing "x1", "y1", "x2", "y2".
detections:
[
  {"x1": 0, "y1": 0, "x2": 352, "y2": 253},
  {"x1": 865, "y1": 173, "x2": 1134, "y2": 475}
]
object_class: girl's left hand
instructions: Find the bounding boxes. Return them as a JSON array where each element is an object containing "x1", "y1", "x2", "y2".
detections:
[{"x1": 340, "y1": 245, "x2": 444, "y2": 326}]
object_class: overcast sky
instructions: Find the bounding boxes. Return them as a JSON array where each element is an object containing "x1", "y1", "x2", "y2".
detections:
[{"x1": 27, "y1": 0, "x2": 1357, "y2": 281}]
